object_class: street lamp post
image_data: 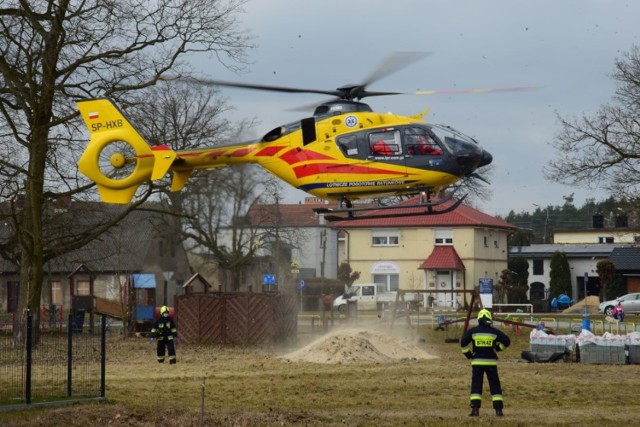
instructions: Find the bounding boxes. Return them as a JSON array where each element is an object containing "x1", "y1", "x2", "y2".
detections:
[{"x1": 163, "y1": 271, "x2": 174, "y2": 306}]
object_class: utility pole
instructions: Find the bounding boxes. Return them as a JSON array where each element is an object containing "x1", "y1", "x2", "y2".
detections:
[
  {"x1": 320, "y1": 229, "x2": 327, "y2": 296},
  {"x1": 533, "y1": 204, "x2": 550, "y2": 244}
]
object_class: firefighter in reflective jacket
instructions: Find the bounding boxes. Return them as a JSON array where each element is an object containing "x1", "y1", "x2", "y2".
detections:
[
  {"x1": 460, "y1": 309, "x2": 510, "y2": 417},
  {"x1": 150, "y1": 305, "x2": 177, "y2": 364}
]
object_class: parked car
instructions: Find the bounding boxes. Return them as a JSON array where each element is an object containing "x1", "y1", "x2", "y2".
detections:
[{"x1": 598, "y1": 293, "x2": 640, "y2": 316}]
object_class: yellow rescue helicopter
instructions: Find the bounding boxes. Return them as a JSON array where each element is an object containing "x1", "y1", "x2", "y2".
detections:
[{"x1": 76, "y1": 53, "x2": 530, "y2": 220}]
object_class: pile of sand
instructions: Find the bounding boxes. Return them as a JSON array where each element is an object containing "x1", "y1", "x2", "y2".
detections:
[
  {"x1": 281, "y1": 328, "x2": 438, "y2": 364},
  {"x1": 562, "y1": 296, "x2": 600, "y2": 314}
]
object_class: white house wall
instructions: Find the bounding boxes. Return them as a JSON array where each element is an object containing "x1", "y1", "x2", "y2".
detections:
[
  {"x1": 299, "y1": 227, "x2": 338, "y2": 279},
  {"x1": 216, "y1": 226, "x2": 338, "y2": 280}
]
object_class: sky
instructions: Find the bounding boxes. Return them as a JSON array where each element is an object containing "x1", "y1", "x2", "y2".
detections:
[{"x1": 190, "y1": 0, "x2": 640, "y2": 217}]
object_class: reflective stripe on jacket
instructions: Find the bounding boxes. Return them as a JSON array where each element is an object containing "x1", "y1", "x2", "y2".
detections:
[
  {"x1": 460, "y1": 323, "x2": 510, "y2": 365},
  {"x1": 151, "y1": 317, "x2": 177, "y2": 340}
]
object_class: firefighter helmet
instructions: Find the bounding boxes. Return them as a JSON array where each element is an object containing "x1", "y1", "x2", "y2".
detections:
[
  {"x1": 160, "y1": 305, "x2": 170, "y2": 315},
  {"x1": 477, "y1": 309, "x2": 492, "y2": 324}
]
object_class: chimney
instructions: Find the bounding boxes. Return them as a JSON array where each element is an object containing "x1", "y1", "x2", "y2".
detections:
[
  {"x1": 615, "y1": 215, "x2": 628, "y2": 228},
  {"x1": 592, "y1": 214, "x2": 604, "y2": 229}
]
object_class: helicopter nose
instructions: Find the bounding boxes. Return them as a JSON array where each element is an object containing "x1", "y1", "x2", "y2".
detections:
[
  {"x1": 454, "y1": 148, "x2": 492, "y2": 177},
  {"x1": 479, "y1": 149, "x2": 493, "y2": 167}
]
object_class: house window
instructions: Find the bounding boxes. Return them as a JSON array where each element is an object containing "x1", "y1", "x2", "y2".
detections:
[
  {"x1": 51, "y1": 281, "x2": 62, "y2": 306},
  {"x1": 532, "y1": 259, "x2": 544, "y2": 275},
  {"x1": 372, "y1": 274, "x2": 399, "y2": 291},
  {"x1": 435, "y1": 229, "x2": 453, "y2": 245},
  {"x1": 434, "y1": 237, "x2": 453, "y2": 244},
  {"x1": 76, "y1": 280, "x2": 90, "y2": 296},
  {"x1": 371, "y1": 230, "x2": 399, "y2": 246},
  {"x1": 598, "y1": 236, "x2": 614, "y2": 243}
]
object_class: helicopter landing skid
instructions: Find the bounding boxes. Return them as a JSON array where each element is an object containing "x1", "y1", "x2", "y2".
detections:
[{"x1": 314, "y1": 193, "x2": 467, "y2": 222}]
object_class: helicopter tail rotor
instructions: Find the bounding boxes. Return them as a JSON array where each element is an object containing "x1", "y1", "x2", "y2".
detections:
[{"x1": 76, "y1": 98, "x2": 177, "y2": 203}]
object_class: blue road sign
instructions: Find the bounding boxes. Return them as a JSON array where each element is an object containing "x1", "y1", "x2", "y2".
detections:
[
  {"x1": 298, "y1": 280, "x2": 306, "y2": 290},
  {"x1": 478, "y1": 278, "x2": 493, "y2": 294},
  {"x1": 263, "y1": 274, "x2": 276, "y2": 285}
]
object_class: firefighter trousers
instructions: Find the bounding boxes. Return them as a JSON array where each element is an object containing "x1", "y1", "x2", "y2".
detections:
[
  {"x1": 157, "y1": 338, "x2": 176, "y2": 364},
  {"x1": 469, "y1": 364, "x2": 503, "y2": 409}
]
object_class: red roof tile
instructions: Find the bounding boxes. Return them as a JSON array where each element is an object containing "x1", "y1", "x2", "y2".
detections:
[
  {"x1": 248, "y1": 199, "x2": 379, "y2": 228},
  {"x1": 249, "y1": 202, "x2": 326, "y2": 227},
  {"x1": 419, "y1": 246, "x2": 465, "y2": 270},
  {"x1": 331, "y1": 196, "x2": 515, "y2": 229}
]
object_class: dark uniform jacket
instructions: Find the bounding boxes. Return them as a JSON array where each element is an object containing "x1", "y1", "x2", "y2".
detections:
[
  {"x1": 151, "y1": 316, "x2": 177, "y2": 341},
  {"x1": 460, "y1": 323, "x2": 510, "y2": 365}
]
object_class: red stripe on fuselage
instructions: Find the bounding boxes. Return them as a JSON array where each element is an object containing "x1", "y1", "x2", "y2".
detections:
[
  {"x1": 199, "y1": 146, "x2": 257, "y2": 158},
  {"x1": 293, "y1": 163, "x2": 407, "y2": 179},
  {"x1": 205, "y1": 149, "x2": 227, "y2": 158},
  {"x1": 255, "y1": 145, "x2": 287, "y2": 156},
  {"x1": 229, "y1": 147, "x2": 255, "y2": 157},
  {"x1": 279, "y1": 148, "x2": 335, "y2": 165}
]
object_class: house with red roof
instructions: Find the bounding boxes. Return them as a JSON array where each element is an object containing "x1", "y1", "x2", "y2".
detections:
[
  {"x1": 244, "y1": 197, "x2": 340, "y2": 284},
  {"x1": 331, "y1": 196, "x2": 517, "y2": 308}
]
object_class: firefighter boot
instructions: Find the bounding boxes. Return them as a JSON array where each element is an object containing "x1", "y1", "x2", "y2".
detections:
[
  {"x1": 469, "y1": 407, "x2": 480, "y2": 417},
  {"x1": 495, "y1": 408, "x2": 504, "y2": 417}
]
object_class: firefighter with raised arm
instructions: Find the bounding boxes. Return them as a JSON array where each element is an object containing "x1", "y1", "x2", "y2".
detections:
[
  {"x1": 150, "y1": 305, "x2": 177, "y2": 364},
  {"x1": 460, "y1": 309, "x2": 510, "y2": 417}
]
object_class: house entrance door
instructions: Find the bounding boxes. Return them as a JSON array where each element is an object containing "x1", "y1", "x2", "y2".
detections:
[{"x1": 435, "y1": 272, "x2": 454, "y2": 307}]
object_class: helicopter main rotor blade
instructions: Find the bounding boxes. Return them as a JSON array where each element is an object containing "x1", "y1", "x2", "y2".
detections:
[
  {"x1": 173, "y1": 76, "x2": 343, "y2": 97},
  {"x1": 343, "y1": 52, "x2": 431, "y2": 100},
  {"x1": 361, "y1": 52, "x2": 431, "y2": 88},
  {"x1": 164, "y1": 52, "x2": 431, "y2": 102},
  {"x1": 414, "y1": 86, "x2": 541, "y2": 95}
]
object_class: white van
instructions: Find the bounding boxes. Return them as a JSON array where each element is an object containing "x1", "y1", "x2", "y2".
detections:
[{"x1": 332, "y1": 283, "x2": 398, "y2": 312}]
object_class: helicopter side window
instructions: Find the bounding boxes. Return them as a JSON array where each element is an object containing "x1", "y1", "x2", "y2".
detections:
[
  {"x1": 337, "y1": 134, "x2": 359, "y2": 157},
  {"x1": 369, "y1": 130, "x2": 402, "y2": 157},
  {"x1": 405, "y1": 128, "x2": 442, "y2": 156}
]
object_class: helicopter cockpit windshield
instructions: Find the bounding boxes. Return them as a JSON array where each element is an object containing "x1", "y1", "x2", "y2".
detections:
[
  {"x1": 427, "y1": 123, "x2": 480, "y2": 152},
  {"x1": 428, "y1": 123, "x2": 491, "y2": 174}
]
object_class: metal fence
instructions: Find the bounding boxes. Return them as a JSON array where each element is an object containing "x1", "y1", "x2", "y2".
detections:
[{"x1": 0, "y1": 310, "x2": 106, "y2": 408}]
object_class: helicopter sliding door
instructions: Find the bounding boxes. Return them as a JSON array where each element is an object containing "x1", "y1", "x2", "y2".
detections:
[
  {"x1": 335, "y1": 129, "x2": 407, "y2": 194},
  {"x1": 368, "y1": 129, "x2": 403, "y2": 158},
  {"x1": 403, "y1": 126, "x2": 443, "y2": 160},
  {"x1": 364, "y1": 129, "x2": 410, "y2": 188},
  {"x1": 337, "y1": 128, "x2": 405, "y2": 161}
]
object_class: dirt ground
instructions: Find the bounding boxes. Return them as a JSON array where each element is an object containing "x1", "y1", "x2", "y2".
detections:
[{"x1": 3, "y1": 319, "x2": 640, "y2": 426}]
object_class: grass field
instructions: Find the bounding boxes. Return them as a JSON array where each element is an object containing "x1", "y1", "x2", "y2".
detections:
[{"x1": 1, "y1": 314, "x2": 639, "y2": 426}]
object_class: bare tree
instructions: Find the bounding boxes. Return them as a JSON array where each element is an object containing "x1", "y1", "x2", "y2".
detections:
[
  {"x1": 338, "y1": 262, "x2": 360, "y2": 291},
  {"x1": 124, "y1": 82, "x2": 298, "y2": 295},
  {"x1": 0, "y1": 0, "x2": 251, "y2": 341},
  {"x1": 250, "y1": 180, "x2": 309, "y2": 294},
  {"x1": 546, "y1": 44, "x2": 640, "y2": 199},
  {"x1": 180, "y1": 165, "x2": 286, "y2": 291},
  {"x1": 126, "y1": 82, "x2": 254, "y2": 152}
]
